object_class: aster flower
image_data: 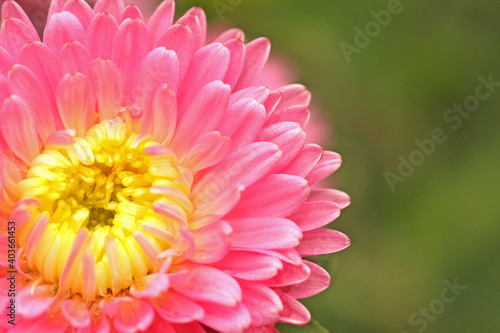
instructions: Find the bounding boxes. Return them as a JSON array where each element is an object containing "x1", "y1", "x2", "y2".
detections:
[{"x1": 0, "y1": 0, "x2": 351, "y2": 332}]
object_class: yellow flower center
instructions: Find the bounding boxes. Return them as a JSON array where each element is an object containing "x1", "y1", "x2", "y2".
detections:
[{"x1": 16, "y1": 119, "x2": 193, "y2": 300}]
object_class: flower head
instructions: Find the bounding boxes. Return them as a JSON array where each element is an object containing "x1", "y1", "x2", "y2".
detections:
[{"x1": 0, "y1": 0, "x2": 350, "y2": 332}]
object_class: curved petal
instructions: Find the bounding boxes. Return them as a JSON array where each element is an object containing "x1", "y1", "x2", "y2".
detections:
[
  {"x1": 44, "y1": 12, "x2": 85, "y2": 57},
  {"x1": 296, "y1": 229, "x2": 351, "y2": 256},
  {"x1": 88, "y1": 58, "x2": 123, "y2": 121},
  {"x1": 85, "y1": 11, "x2": 118, "y2": 59}
]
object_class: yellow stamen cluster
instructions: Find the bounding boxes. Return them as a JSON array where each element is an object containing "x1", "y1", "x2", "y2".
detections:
[{"x1": 17, "y1": 119, "x2": 193, "y2": 300}]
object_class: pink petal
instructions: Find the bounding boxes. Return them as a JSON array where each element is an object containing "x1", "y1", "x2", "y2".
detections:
[
  {"x1": 19, "y1": 41, "x2": 62, "y2": 101},
  {"x1": 93, "y1": 0, "x2": 125, "y2": 22},
  {"x1": 63, "y1": 0, "x2": 94, "y2": 30},
  {"x1": 130, "y1": 273, "x2": 169, "y2": 299},
  {"x1": 190, "y1": 142, "x2": 281, "y2": 208},
  {"x1": 296, "y1": 229, "x2": 351, "y2": 256},
  {"x1": 280, "y1": 144, "x2": 323, "y2": 178},
  {"x1": 121, "y1": 4, "x2": 145, "y2": 22},
  {"x1": 214, "y1": 28, "x2": 245, "y2": 43},
  {"x1": 223, "y1": 37, "x2": 246, "y2": 89},
  {"x1": 263, "y1": 89, "x2": 283, "y2": 117},
  {"x1": 88, "y1": 58, "x2": 123, "y2": 121},
  {"x1": 56, "y1": 72, "x2": 96, "y2": 136},
  {"x1": 102, "y1": 297, "x2": 154, "y2": 333},
  {"x1": 61, "y1": 297, "x2": 91, "y2": 328},
  {"x1": 288, "y1": 201, "x2": 341, "y2": 231},
  {"x1": 183, "y1": 131, "x2": 231, "y2": 172},
  {"x1": 259, "y1": 122, "x2": 306, "y2": 173},
  {"x1": 230, "y1": 86, "x2": 270, "y2": 105},
  {"x1": 0, "y1": 95, "x2": 40, "y2": 164},
  {"x1": 45, "y1": 129, "x2": 76, "y2": 149},
  {"x1": 172, "y1": 264, "x2": 242, "y2": 307},
  {"x1": 210, "y1": 250, "x2": 283, "y2": 281},
  {"x1": 234, "y1": 38, "x2": 271, "y2": 91},
  {"x1": 0, "y1": 47, "x2": 14, "y2": 75},
  {"x1": 266, "y1": 105, "x2": 310, "y2": 128},
  {"x1": 283, "y1": 261, "x2": 331, "y2": 299},
  {"x1": 152, "y1": 291, "x2": 204, "y2": 324},
  {"x1": 199, "y1": 302, "x2": 251, "y2": 333},
  {"x1": 308, "y1": 188, "x2": 351, "y2": 209},
  {"x1": 170, "y1": 80, "x2": 230, "y2": 158},
  {"x1": 85, "y1": 11, "x2": 118, "y2": 59},
  {"x1": 13, "y1": 310, "x2": 69, "y2": 332},
  {"x1": 241, "y1": 282, "x2": 283, "y2": 327},
  {"x1": 190, "y1": 220, "x2": 232, "y2": 264},
  {"x1": 1, "y1": 0, "x2": 33, "y2": 28},
  {"x1": 61, "y1": 41, "x2": 91, "y2": 75},
  {"x1": 44, "y1": 12, "x2": 85, "y2": 57},
  {"x1": 17, "y1": 285, "x2": 56, "y2": 320},
  {"x1": 48, "y1": 0, "x2": 67, "y2": 18},
  {"x1": 112, "y1": 18, "x2": 150, "y2": 105},
  {"x1": 263, "y1": 262, "x2": 311, "y2": 288},
  {"x1": 0, "y1": 18, "x2": 40, "y2": 60},
  {"x1": 184, "y1": 7, "x2": 207, "y2": 48},
  {"x1": 277, "y1": 291, "x2": 311, "y2": 325},
  {"x1": 155, "y1": 23, "x2": 194, "y2": 83},
  {"x1": 275, "y1": 84, "x2": 311, "y2": 113},
  {"x1": 305, "y1": 151, "x2": 342, "y2": 184},
  {"x1": 147, "y1": 0, "x2": 175, "y2": 47},
  {"x1": 215, "y1": 97, "x2": 266, "y2": 150},
  {"x1": 227, "y1": 174, "x2": 309, "y2": 218},
  {"x1": 7, "y1": 64, "x2": 57, "y2": 140},
  {"x1": 228, "y1": 217, "x2": 302, "y2": 249},
  {"x1": 177, "y1": 43, "x2": 230, "y2": 117}
]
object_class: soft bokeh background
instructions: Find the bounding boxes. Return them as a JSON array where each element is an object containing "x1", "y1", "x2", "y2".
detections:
[
  {"x1": 174, "y1": 1, "x2": 500, "y2": 332},
  {"x1": 4, "y1": 0, "x2": 498, "y2": 332}
]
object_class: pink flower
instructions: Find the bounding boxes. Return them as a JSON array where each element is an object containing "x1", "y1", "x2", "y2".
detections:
[{"x1": 0, "y1": 1, "x2": 351, "y2": 332}]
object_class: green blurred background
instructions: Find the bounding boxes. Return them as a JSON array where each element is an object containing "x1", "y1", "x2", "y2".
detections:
[{"x1": 174, "y1": 1, "x2": 500, "y2": 332}]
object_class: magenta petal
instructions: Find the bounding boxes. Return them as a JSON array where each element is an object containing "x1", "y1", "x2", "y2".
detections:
[
  {"x1": 277, "y1": 291, "x2": 311, "y2": 325},
  {"x1": 198, "y1": 302, "x2": 251, "y2": 333},
  {"x1": 172, "y1": 264, "x2": 242, "y2": 307},
  {"x1": 283, "y1": 261, "x2": 331, "y2": 299},
  {"x1": 263, "y1": 262, "x2": 311, "y2": 288},
  {"x1": 288, "y1": 201, "x2": 341, "y2": 231},
  {"x1": 241, "y1": 282, "x2": 283, "y2": 327},
  {"x1": 296, "y1": 229, "x2": 351, "y2": 256},
  {"x1": 210, "y1": 250, "x2": 283, "y2": 281},
  {"x1": 152, "y1": 291, "x2": 204, "y2": 324}
]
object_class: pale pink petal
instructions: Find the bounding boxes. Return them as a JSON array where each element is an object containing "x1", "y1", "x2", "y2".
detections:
[
  {"x1": 228, "y1": 217, "x2": 302, "y2": 249},
  {"x1": 56, "y1": 72, "x2": 96, "y2": 136},
  {"x1": 0, "y1": 94, "x2": 40, "y2": 164},
  {"x1": 112, "y1": 17, "x2": 150, "y2": 105},
  {"x1": 0, "y1": 47, "x2": 14, "y2": 75},
  {"x1": 210, "y1": 250, "x2": 283, "y2": 281},
  {"x1": 190, "y1": 142, "x2": 281, "y2": 208},
  {"x1": 85, "y1": 11, "x2": 118, "y2": 59},
  {"x1": 88, "y1": 58, "x2": 123, "y2": 121},
  {"x1": 44, "y1": 12, "x2": 85, "y2": 57},
  {"x1": 308, "y1": 188, "x2": 351, "y2": 209},
  {"x1": 63, "y1": 0, "x2": 94, "y2": 30},
  {"x1": 45, "y1": 129, "x2": 76, "y2": 149},
  {"x1": 183, "y1": 131, "x2": 231, "y2": 172},
  {"x1": 227, "y1": 174, "x2": 309, "y2": 218},
  {"x1": 130, "y1": 273, "x2": 169, "y2": 299},
  {"x1": 147, "y1": 84, "x2": 177, "y2": 145},
  {"x1": 305, "y1": 151, "x2": 342, "y2": 184},
  {"x1": 152, "y1": 291, "x2": 204, "y2": 324},
  {"x1": 288, "y1": 201, "x2": 341, "y2": 231},
  {"x1": 234, "y1": 38, "x2": 271, "y2": 91},
  {"x1": 241, "y1": 282, "x2": 283, "y2": 327},
  {"x1": 121, "y1": 4, "x2": 144, "y2": 22},
  {"x1": 155, "y1": 23, "x2": 194, "y2": 82},
  {"x1": 170, "y1": 80, "x2": 230, "y2": 158},
  {"x1": 223, "y1": 37, "x2": 246, "y2": 89},
  {"x1": 7, "y1": 64, "x2": 57, "y2": 140},
  {"x1": 215, "y1": 97, "x2": 266, "y2": 150},
  {"x1": 61, "y1": 41, "x2": 91, "y2": 75},
  {"x1": 177, "y1": 43, "x2": 230, "y2": 116},
  {"x1": 172, "y1": 264, "x2": 242, "y2": 307},
  {"x1": 296, "y1": 229, "x2": 351, "y2": 256},
  {"x1": 93, "y1": 0, "x2": 125, "y2": 22},
  {"x1": 277, "y1": 291, "x2": 311, "y2": 325},
  {"x1": 259, "y1": 122, "x2": 306, "y2": 173},
  {"x1": 263, "y1": 262, "x2": 311, "y2": 288},
  {"x1": 199, "y1": 302, "x2": 251, "y2": 333},
  {"x1": 0, "y1": 18, "x2": 40, "y2": 60},
  {"x1": 147, "y1": 0, "x2": 175, "y2": 47},
  {"x1": 17, "y1": 285, "x2": 56, "y2": 320},
  {"x1": 190, "y1": 220, "x2": 232, "y2": 264},
  {"x1": 280, "y1": 144, "x2": 323, "y2": 178},
  {"x1": 283, "y1": 261, "x2": 331, "y2": 299},
  {"x1": 61, "y1": 296, "x2": 91, "y2": 328}
]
